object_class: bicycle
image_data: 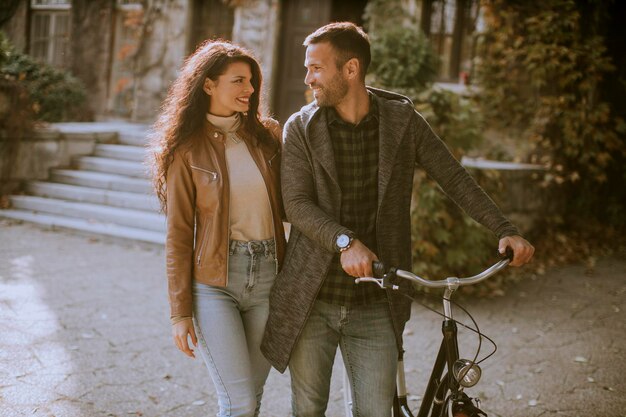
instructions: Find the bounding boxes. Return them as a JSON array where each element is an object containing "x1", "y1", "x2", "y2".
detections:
[{"x1": 342, "y1": 251, "x2": 513, "y2": 417}]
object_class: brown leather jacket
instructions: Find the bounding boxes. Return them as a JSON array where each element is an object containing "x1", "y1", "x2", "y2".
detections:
[{"x1": 165, "y1": 118, "x2": 285, "y2": 317}]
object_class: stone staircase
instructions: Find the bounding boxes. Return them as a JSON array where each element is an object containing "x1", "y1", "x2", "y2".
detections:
[{"x1": 0, "y1": 124, "x2": 166, "y2": 245}]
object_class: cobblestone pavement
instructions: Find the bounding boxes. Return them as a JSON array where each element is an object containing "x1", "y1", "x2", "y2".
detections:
[{"x1": 1, "y1": 221, "x2": 624, "y2": 417}]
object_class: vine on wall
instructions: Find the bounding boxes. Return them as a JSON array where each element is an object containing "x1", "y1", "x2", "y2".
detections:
[{"x1": 476, "y1": 0, "x2": 626, "y2": 227}]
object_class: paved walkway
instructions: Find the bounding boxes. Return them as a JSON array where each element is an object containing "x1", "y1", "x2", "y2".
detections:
[{"x1": 0, "y1": 220, "x2": 624, "y2": 417}]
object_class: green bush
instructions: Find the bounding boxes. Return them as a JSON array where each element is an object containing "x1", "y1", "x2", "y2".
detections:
[
  {"x1": 0, "y1": 34, "x2": 89, "y2": 122},
  {"x1": 369, "y1": 27, "x2": 439, "y2": 93},
  {"x1": 365, "y1": 0, "x2": 439, "y2": 98},
  {"x1": 0, "y1": 32, "x2": 34, "y2": 195},
  {"x1": 476, "y1": 0, "x2": 626, "y2": 228}
]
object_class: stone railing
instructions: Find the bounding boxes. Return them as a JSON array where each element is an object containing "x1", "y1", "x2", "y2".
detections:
[
  {"x1": 461, "y1": 156, "x2": 548, "y2": 234},
  {"x1": 0, "y1": 126, "x2": 116, "y2": 194}
]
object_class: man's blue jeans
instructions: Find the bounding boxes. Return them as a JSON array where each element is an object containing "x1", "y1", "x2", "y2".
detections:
[
  {"x1": 289, "y1": 299, "x2": 398, "y2": 417},
  {"x1": 193, "y1": 239, "x2": 276, "y2": 417}
]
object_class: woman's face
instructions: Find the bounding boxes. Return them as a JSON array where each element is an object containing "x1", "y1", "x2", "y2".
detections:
[{"x1": 204, "y1": 61, "x2": 254, "y2": 117}]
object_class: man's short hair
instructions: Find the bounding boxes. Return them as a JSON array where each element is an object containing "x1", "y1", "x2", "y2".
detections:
[{"x1": 303, "y1": 22, "x2": 371, "y2": 80}]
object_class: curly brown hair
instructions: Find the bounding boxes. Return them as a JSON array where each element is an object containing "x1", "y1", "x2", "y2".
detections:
[{"x1": 149, "y1": 40, "x2": 272, "y2": 212}]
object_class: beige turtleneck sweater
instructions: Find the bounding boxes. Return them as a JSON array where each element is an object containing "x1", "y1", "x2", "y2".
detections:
[{"x1": 206, "y1": 112, "x2": 274, "y2": 242}]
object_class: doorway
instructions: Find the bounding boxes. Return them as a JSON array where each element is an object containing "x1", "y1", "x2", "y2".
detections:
[{"x1": 273, "y1": 0, "x2": 367, "y2": 123}]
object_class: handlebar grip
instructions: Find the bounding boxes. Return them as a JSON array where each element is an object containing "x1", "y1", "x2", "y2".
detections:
[
  {"x1": 502, "y1": 246, "x2": 514, "y2": 261},
  {"x1": 372, "y1": 261, "x2": 386, "y2": 278}
]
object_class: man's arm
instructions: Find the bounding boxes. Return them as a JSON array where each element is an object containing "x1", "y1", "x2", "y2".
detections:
[
  {"x1": 281, "y1": 119, "x2": 351, "y2": 253},
  {"x1": 413, "y1": 112, "x2": 534, "y2": 266}
]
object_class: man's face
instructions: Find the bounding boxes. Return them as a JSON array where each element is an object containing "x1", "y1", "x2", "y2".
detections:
[{"x1": 304, "y1": 42, "x2": 349, "y2": 107}]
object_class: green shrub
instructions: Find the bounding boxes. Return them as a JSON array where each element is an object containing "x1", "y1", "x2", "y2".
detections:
[
  {"x1": 476, "y1": 0, "x2": 626, "y2": 228},
  {"x1": 0, "y1": 32, "x2": 34, "y2": 195},
  {"x1": 369, "y1": 27, "x2": 439, "y2": 93},
  {"x1": 365, "y1": 0, "x2": 439, "y2": 98},
  {"x1": 0, "y1": 34, "x2": 89, "y2": 122}
]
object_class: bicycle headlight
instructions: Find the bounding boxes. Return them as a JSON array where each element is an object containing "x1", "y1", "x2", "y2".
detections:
[{"x1": 453, "y1": 359, "x2": 482, "y2": 388}]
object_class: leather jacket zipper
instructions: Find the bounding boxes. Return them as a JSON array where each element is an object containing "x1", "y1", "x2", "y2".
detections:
[
  {"x1": 190, "y1": 165, "x2": 218, "y2": 181},
  {"x1": 196, "y1": 219, "x2": 210, "y2": 265},
  {"x1": 263, "y1": 165, "x2": 278, "y2": 274},
  {"x1": 268, "y1": 150, "x2": 279, "y2": 167}
]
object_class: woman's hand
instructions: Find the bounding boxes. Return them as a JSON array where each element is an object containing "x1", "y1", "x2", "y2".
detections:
[{"x1": 172, "y1": 318, "x2": 198, "y2": 358}]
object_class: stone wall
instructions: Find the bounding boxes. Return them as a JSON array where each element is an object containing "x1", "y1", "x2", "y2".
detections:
[
  {"x1": 127, "y1": 0, "x2": 189, "y2": 122},
  {"x1": 462, "y1": 157, "x2": 549, "y2": 235},
  {"x1": 0, "y1": 129, "x2": 115, "y2": 194}
]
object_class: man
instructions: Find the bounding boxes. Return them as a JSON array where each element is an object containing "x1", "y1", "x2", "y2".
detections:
[{"x1": 261, "y1": 22, "x2": 534, "y2": 417}]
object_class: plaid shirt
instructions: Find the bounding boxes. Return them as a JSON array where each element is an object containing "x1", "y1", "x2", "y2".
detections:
[{"x1": 317, "y1": 95, "x2": 387, "y2": 306}]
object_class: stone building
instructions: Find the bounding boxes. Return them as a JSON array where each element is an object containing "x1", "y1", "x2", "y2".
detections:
[{"x1": 1, "y1": 0, "x2": 480, "y2": 123}]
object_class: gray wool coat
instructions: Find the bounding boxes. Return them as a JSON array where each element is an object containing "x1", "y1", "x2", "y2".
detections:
[{"x1": 261, "y1": 87, "x2": 518, "y2": 373}]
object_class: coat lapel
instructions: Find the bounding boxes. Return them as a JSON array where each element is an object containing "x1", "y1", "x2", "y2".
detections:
[
  {"x1": 376, "y1": 94, "x2": 408, "y2": 208},
  {"x1": 307, "y1": 108, "x2": 341, "y2": 192}
]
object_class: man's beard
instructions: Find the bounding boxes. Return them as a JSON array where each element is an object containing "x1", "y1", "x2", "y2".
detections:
[{"x1": 313, "y1": 75, "x2": 349, "y2": 107}]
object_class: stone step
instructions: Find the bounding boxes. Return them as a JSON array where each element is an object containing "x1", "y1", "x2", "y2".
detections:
[
  {"x1": 49, "y1": 121, "x2": 150, "y2": 146},
  {"x1": 0, "y1": 209, "x2": 164, "y2": 245},
  {"x1": 94, "y1": 144, "x2": 147, "y2": 162},
  {"x1": 118, "y1": 130, "x2": 149, "y2": 146},
  {"x1": 9, "y1": 195, "x2": 165, "y2": 233},
  {"x1": 50, "y1": 169, "x2": 153, "y2": 193},
  {"x1": 74, "y1": 156, "x2": 149, "y2": 178},
  {"x1": 26, "y1": 181, "x2": 159, "y2": 211}
]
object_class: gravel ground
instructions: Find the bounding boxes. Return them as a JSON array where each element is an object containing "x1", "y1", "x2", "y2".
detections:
[{"x1": 1, "y1": 220, "x2": 624, "y2": 417}]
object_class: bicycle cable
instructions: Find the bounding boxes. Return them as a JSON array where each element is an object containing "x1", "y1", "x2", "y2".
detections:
[{"x1": 398, "y1": 290, "x2": 498, "y2": 365}]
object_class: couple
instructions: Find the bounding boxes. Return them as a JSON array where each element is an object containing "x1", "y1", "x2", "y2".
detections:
[{"x1": 150, "y1": 22, "x2": 534, "y2": 417}]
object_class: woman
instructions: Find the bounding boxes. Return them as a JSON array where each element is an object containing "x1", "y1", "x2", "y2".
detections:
[{"x1": 150, "y1": 41, "x2": 285, "y2": 417}]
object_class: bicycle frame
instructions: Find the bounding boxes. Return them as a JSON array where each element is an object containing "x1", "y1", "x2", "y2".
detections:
[
  {"x1": 357, "y1": 257, "x2": 511, "y2": 417},
  {"x1": 416, "y1": 289, "x2": 460, "y2": 417}
]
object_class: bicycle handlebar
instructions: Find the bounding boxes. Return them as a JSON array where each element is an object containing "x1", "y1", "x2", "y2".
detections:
[{"x1": 356, "y1": 248, "x2": 513, "y2": 290}]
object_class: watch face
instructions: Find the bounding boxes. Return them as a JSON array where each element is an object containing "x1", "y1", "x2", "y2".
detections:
[{"x1": 337, "y1": 234, "x2": 350, "y2": 248}]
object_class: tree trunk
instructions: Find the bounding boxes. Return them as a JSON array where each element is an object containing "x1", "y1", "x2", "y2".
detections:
[{"x1": 449, "y1": 0, "x2": 468, "y2": 81}]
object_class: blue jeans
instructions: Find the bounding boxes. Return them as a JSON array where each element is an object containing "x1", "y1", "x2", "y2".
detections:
[
  {"x1": 193, "y1": 239, "x2": 277, "y2": 417},
  {"x1": 289, "y1": 299, "x2": 398, "y2": 417}
]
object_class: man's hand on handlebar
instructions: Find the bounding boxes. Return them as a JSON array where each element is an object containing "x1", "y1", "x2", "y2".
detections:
[
  {"x1": 340, "y1": 239, "x2": 378, "y2": 278},
  {"x1": 498, "y1": 235, "x2": 534, "y2": 267}
]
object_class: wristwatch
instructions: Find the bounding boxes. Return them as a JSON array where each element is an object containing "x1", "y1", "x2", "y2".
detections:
[{"x1": 335, "y1": 233, "x2": 353, "y2": 253}]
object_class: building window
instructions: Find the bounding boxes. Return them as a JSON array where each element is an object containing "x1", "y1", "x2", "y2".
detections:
[{"x1": 29, "y1": 0, "x2": 71, "y2": 68}]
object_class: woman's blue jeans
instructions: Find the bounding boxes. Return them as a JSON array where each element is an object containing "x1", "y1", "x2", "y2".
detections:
[{"x1": 193, "y1": 239, "x2": 276, "y2": 417}]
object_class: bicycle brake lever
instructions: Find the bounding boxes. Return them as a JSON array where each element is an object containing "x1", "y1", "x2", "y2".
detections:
[
  {"x1": 354, "y1": 277, "x2": 385, "y2": 288},
  {"x1": 354, "y1": 276, "x2": 399, "y2": 290}
]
